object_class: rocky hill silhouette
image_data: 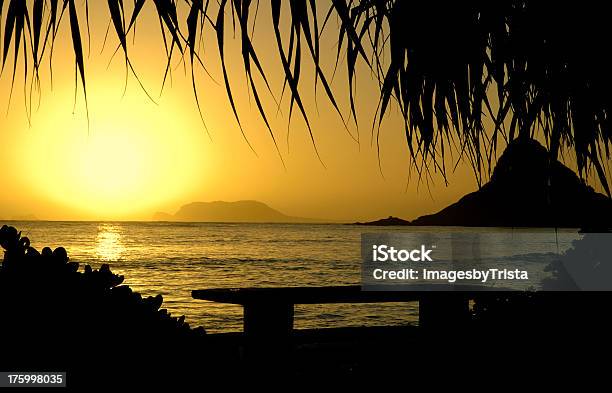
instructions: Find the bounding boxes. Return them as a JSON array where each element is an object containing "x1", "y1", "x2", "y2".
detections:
[
  {"x1": 352, "y1": 216, "x2": 411, "y2": 226},
  {"x1": 411, "y1": 138, "x2": 612, "y2": 228}
]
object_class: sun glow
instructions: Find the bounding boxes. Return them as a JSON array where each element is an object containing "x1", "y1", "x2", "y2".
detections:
[
  {"x1": 17, "y1": 81, "x2": 209, "y2": 220},
  {"x1": 79, "y1": 130, "x2": 148, "y2": 200}
]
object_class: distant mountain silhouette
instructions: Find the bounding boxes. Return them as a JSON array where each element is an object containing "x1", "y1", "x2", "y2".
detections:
[
  {"x1": 353, "y1": 216, "x2": 411, "y2": 226},
  {"x1": 153, "y1": 200, "x2": 324, "y2": 223},
  {"x1": 152, "y1": 212, "x2": 174, "y2": 221},
  {"x1": 411, "y1": 138, "x2": 612, "y2": 228}
]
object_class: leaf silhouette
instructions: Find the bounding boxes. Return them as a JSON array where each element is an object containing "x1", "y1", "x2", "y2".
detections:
[
  {"x1": 0, "y1": 1, "x2": 610, "y2": 193},
  {"x1": 68, "y1": 0, "x2": 89, "y2": 126},
  {"x1": 216, "y1": 0, "x2": 256, "y2": 154}
]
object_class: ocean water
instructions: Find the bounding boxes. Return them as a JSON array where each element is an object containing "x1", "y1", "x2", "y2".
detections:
[{"x1": 1, "y1": 221, "x2": 579, "y2": 333}]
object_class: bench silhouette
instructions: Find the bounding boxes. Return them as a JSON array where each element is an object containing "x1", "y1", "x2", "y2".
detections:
[{"x1": 192, "y1": 285, "x2": 477, "y2": 339}]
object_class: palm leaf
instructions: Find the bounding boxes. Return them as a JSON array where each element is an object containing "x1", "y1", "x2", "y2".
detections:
[
  {"x1": 68, "y1": 0, "x2": 89, "y2": 126},
  {"x1": 0, "y1": 1, "x2": 611, "y2": 194}
]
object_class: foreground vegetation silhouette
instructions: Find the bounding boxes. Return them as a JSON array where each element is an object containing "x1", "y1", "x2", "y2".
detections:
[{"x1": 0, "y1": 224, "x2": 245, "y2": 387}]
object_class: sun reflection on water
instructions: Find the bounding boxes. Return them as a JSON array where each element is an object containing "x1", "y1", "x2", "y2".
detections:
[{"x1": 95, "y1": 224, "x2": 126, "y2": 261}]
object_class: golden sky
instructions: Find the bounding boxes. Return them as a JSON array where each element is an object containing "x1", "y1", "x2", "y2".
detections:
[{"x1": 0, "y1": 2, "x2": 487, "y2": 222}]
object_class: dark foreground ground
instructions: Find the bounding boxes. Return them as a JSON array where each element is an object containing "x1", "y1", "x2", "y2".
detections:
[{"x1": 2, "y1": 224, "x2": 611, "y2": 389}]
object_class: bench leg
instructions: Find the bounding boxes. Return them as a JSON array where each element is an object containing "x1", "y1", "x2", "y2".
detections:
[
  {"x1": 244, "y1": 301, "x2": 294, "y2": 337},
  {"x1": 243, "y1": 302, "x2": 294, "y2": 367},
  {"x1": 419, "y1": 295, "x2": 470, "y2": 329}
]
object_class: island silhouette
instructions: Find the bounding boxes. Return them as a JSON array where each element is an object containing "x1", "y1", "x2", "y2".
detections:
[
  {"x1": 358, "y1": 139, "x2": 612, "y2": 228},
  {"x1": 153, "y1": 200, "x2": 326, "y2": 223}
]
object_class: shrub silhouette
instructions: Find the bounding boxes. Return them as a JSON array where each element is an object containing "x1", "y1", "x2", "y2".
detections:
[{"x1": 0, "y1": 225, "x2": 237, "y2": 387}]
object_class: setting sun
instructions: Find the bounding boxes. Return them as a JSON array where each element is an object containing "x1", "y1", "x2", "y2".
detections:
[
  {"x1": 15, "y1": 82, "x2": 209, "y2": 219},
  {"x1": 82, "y1": 129, "x2": 146, "y2": 194}
]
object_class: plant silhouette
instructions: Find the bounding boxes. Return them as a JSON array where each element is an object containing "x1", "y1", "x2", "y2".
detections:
[
  {"x1": 0, "y1": 224, "x2": 242, "y2": 387},
  {"x1": 1, "y1": 1, "x2": 611, "y2": 190}
]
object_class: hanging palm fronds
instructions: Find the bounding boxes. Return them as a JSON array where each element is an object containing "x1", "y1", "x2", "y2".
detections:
[{"x1": 1, "y1": 1, "x2": 611, "y2": 193}]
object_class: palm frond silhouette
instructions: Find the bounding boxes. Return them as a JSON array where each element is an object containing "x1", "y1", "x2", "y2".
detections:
[{"x1": 1, "y1": 1, "x2": 611, "y2": 193}]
